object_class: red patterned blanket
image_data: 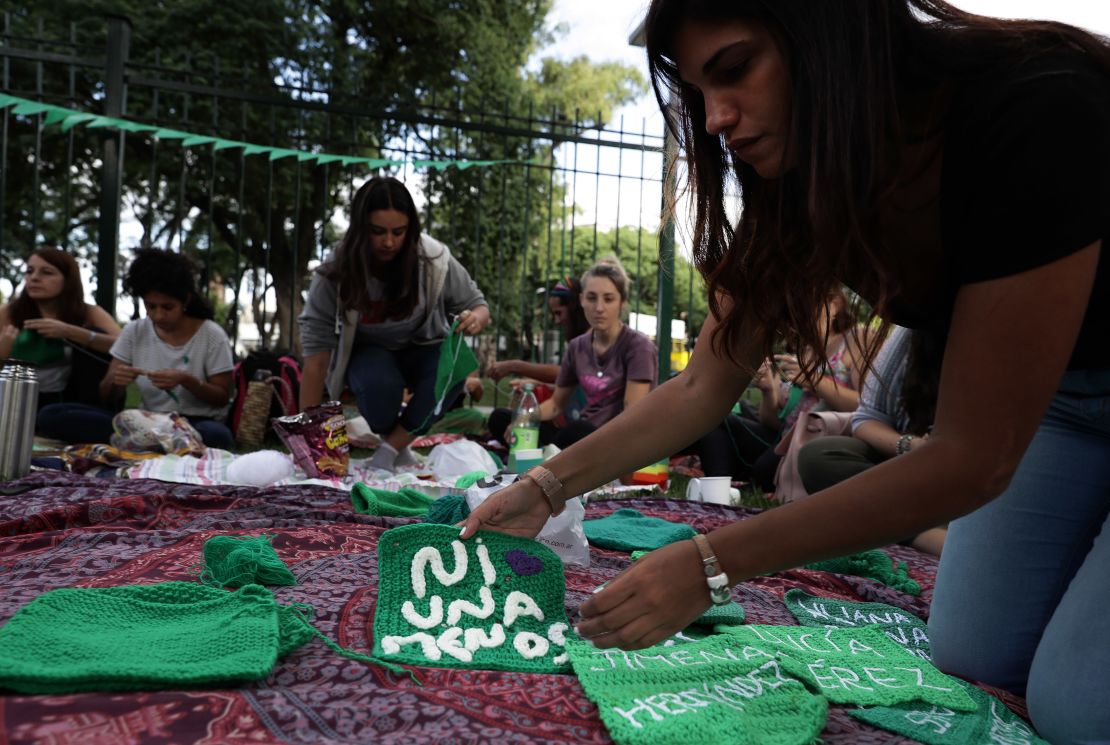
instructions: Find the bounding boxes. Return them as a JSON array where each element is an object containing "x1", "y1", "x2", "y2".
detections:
[{"x1": 0, "y1": 471, "x2": 1024, "y2": 744}]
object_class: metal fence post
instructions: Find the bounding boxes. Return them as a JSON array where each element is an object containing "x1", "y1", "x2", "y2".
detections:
[
  {"x1": 655, "y1": 124, "x2": 677, "y2": 382},
  {"x1": 96, "y1": 14, "x2": 131, "y2": 312}
]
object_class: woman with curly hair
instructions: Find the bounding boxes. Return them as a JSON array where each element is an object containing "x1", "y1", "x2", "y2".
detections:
[{"x1": 86, "y1": 248, "x2": 235, "y2": 448}]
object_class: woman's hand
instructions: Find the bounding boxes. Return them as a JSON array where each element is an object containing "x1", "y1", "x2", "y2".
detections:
[
  {"x1": 458, "y1": 478, "x2": 552, "y2": 540},
  {"x1": 23, "y1": 318, "x2": 73, "y2": 340},
  {"x1": 112, "y1": 365, "x2": 142, "y2": 387},
  {"x1": 147, "y1": 368, "x2": 194, "y2": 390},
  {"x1": 458, "y1": 306, "x2": 490, "y2": 335},
  {"x1": 773, "y1": 353, "x2": 803, "y2": 384},
  {"x1": 576, "y1": 539, "x2": 712, "y2": 650},
  {"x1": 753, "y1": 358, "x2": 777, "y2": 393},
  {"x1": 488, "y1": 360, "x2": 520, "y2": 381}
]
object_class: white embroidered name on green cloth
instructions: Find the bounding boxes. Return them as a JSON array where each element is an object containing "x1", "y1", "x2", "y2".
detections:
[
  {"x1": 850, "y1": 676, "x2": 1049, "y2": 745},
  {"x1": 717, "y1": 625, "x2": 976, "y2": 711},
  {"x1": 372, "y1": 523, "x2": 571, "y2": 673},
  {"x1": 784, "y1": 588, "x2": 931, "y2": 660},
  {"x1": 566, "y1": 634, "x2": 828, "y2": 745}
]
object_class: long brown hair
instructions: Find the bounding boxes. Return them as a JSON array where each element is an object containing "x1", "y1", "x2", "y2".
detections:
[
  {"x1": 322, "y1": 176, "x2": 423, "y2": 319},
  {"x1": 645, "y1": 0, "x2": 1110, "y2": 377},
  {"x1": 9, "y1": 247, "x2": 89, "y2": 327}
]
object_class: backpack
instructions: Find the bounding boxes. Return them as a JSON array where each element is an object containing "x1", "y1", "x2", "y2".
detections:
[{"x1": 228, "y1": 350, "x2": 302, "y2": 437}]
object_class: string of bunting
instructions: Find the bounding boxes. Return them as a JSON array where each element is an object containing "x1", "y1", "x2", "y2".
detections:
[{"x1": 0, "y1": 91, "x2": 539, "y2": 171}]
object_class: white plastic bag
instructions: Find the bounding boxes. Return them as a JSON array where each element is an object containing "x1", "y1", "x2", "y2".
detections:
[
  {"x1": 425, "y1": 439, "x2": 500, "y2": 482},
  {"x1": 465, "y1": 473, "x2": 590, "y2": 568}
]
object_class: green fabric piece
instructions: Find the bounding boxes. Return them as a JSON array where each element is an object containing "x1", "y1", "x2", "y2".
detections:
[
  {"x1": 373, "y1": 523, "x2": 572, "y2": 673},
  {"x1": 804, "y1": 549, "x2": 922, "y2": 596},
  {"x1": 419, "y1": 320, "x2": 479, "y2": 432},
  {"x1": 198, "y1": 534, "x2": 298, "y2": 589},
  {"x1": 630, "y1": 549, "x2": 651, "y2": 562},
  {"x1": 850, "y1": 677, "x2": 1049, "y2": 745},
  {"x1": 717, "y1": 625, "x2": 976, "y2": 711},
  {"x1": 566, "y1": 633, "x2": 827, "y2": 745},
  {"x1": 784, "y1": 589, "x2": 930, "y2": 660},
  {"x1": 350, "y1": 483, "x2": 437, "y2": 517},
  {"x1": 9, "y1": 328, "x2": 66, "y2": 366},
  {"x1": 583, "y1": 509, "x2": 697, "y2": 552},
  {"x1": 454, "y1": 470, "x2": 492, "y2": 490},
  {"x1": 0, "y1": 583, "x2": 309, "y2": 693},
  {"x1": 422, "y1": 494, "x2": 471, "y2": 525}
]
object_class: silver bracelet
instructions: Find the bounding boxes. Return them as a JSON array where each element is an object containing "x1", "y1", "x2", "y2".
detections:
[
  {"x1": 88, "y1": 329, "x2": 97, "y2": 345},
  {"x1": 895, "y1": 433, "x2": 915, "y2": 455}
]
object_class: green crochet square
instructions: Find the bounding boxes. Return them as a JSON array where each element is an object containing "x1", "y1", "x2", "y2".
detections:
[
  {"x1": 566, "y1": 633, "x2": 827, "y2": 745},
  {"x1": 372, "y1": 523, "x2": 572, "y2": 673},
  {"x1": 351, "y1": 483, "x2": 437, "y2": 517},
  {"x1": 784, "y1": 589, "x2": 930, "y2": 660},
  {"x1": 583, "y1": 509, "x2": 697, "y2": 552},
  {"x1": 850, "y1": 677, "x2": 1049, "y2": 745},
  {"x1": 718, "y1": 625, "x2": 976, "y2": 712},
  {"x1": 0, "y1": 583, "x2": 303, "y2": 694}
]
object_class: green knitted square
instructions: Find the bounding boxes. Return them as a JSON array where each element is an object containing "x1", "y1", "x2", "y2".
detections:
[
  {"x1": 0, "y1": 583, "x2": 301, "y2": 694},
  {"x1": 717, "y1": 625, "x2": 976, "y2": 711},
  {"x1": 850, "y1": 677, "x2": 1049, "y2": 745},
  {"x1": 784, "y1": 589, "x2": 930, "y2": 660},
  {"x1": 372, "y1": 523, "x2": 572, "y2": 673},
  {"x1": 583, "y1": 509, "x2": 697, "y2": 552},
  {"x1": 351, "y1": 483, "x2": 437, "y2": 517},
  {"x1": 566, "y1": 634, "x2": 827, "y2": 745},
  {"x1": 804, "y1": 550, "x2": 921, "y2": 595}
]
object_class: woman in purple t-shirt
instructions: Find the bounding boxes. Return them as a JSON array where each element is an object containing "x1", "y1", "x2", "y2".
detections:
[{"x1": 537, "y1": 258, "x2": 658, "y2": 449}]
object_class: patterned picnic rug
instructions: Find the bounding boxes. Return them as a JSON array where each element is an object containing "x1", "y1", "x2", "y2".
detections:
[{"x1": 0, "y1": 471, "x2": 1026, "y2": 744}]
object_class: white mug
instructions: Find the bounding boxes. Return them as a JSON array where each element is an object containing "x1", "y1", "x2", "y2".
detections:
[{"x1": 686, "y1": 476, "x2": 732, "y2": 505}]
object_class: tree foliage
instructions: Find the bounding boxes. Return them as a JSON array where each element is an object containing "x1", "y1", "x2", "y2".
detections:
[{"x1": 0, "y1": 0, "x2": 651, "y2": 356}]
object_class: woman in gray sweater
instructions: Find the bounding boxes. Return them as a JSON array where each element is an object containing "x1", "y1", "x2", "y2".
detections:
[{"x1": 298, "y1": 177, "x2": 489, "y2": 471}]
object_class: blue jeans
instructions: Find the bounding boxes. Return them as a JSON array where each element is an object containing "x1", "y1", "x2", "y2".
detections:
[
  {"x1": 929, "y1": 378, "x2": 1110, "y2": 745},
  {"x1": 345, "y1": 343, "x2": 463, "y2": 436},
  {"x1": 37, "y1": 402, "x2": 234, "y2": 450}
]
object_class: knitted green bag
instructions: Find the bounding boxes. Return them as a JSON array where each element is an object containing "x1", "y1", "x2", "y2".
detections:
[
  {"x1": 566, "y1": 633, "x2": 827, "y2": 745},
  {"x1": 717, "y1": 625, "x2": 976, "y2": 711},
  {"x1": 350, "y1": 483, "x2": 437, "y2": 517},
  {"x1": 803, "y1": 549, "x2": 921, "y2": 596},
  {"x1": 850, "y1": 677, "x2": 1049, "y2": 745},
  {"x1": 583, "y1": 509, "x2": 697, "y2": 552},
  {"x1": 784, "y1": 589, "x2": 930, "y2": 660},
  {"x1": 373, "y1": 523, "x2": 572, "y2": 673},
  {"x1": 0, "y1": 583, "x2": 311, "y2": 694}
]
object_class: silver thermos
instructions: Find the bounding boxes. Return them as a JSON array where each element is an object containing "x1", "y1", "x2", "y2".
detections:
[{"x1": 0, "y1": 363, "x2": 39, "y2": 481}]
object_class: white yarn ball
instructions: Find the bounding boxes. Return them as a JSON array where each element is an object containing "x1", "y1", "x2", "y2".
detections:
[{"x1": 227, "y1": 450, "x2": 295, "y2": 486}]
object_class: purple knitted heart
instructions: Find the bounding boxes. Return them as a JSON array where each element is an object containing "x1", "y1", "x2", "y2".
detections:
[{"x1": 505, "y1": 549, "x2": 543, "y2": 576}]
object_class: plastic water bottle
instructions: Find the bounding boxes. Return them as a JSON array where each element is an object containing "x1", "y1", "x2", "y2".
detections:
[{"x1": 508, "y1": 383, "x2": 540, "y2": 455}]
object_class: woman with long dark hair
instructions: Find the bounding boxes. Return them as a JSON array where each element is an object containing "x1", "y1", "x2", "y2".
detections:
[
  {"x1": 94, "y1": 248, "x2": 235, "y2": 448},
  {"x1": 0, "y1": 247, "x2": 121, "y2": 430},
  {"x1": 298, "y1": 176, "x2": 489, "y2": 471},
  {"x1": 461, "y1": 3, "x2": 1110, "y2": 740}
]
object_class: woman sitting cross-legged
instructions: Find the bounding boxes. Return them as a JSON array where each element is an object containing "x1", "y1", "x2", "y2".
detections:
[
  {"x1": 94, "y1": 248, "x2": 235, "y2": 450},
  {"x1": 525, "y1": 257, "x2": 658, "y2": 450},
  {"x1": 0, "y1": 247, "x2": 122, "y2": 439}
]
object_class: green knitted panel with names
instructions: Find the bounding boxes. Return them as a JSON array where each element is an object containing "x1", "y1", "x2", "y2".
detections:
[
  {"x1": 716, "y1": 625, "x2": 976, "y2": 711},
  {"x1": 850, "y1": 677, "x2": 1049, "y2": 745},
  {"x1": 372, "y1": 523, "x2": 572, "y2": 673},
  {"x1": 566, "y1": 634, "x2": 827, "y2": 745},
  {"x1": 0, "y1": 583, "x2": 309, "y2": 694},
  {"x1": 784, "y1": 589, "x2": 931, "y2": 660}
]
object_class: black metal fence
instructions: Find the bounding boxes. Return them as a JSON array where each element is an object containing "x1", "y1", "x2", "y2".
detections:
[{"x1": 0, "y1": 13, "x2": 700, "y2": 405}]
